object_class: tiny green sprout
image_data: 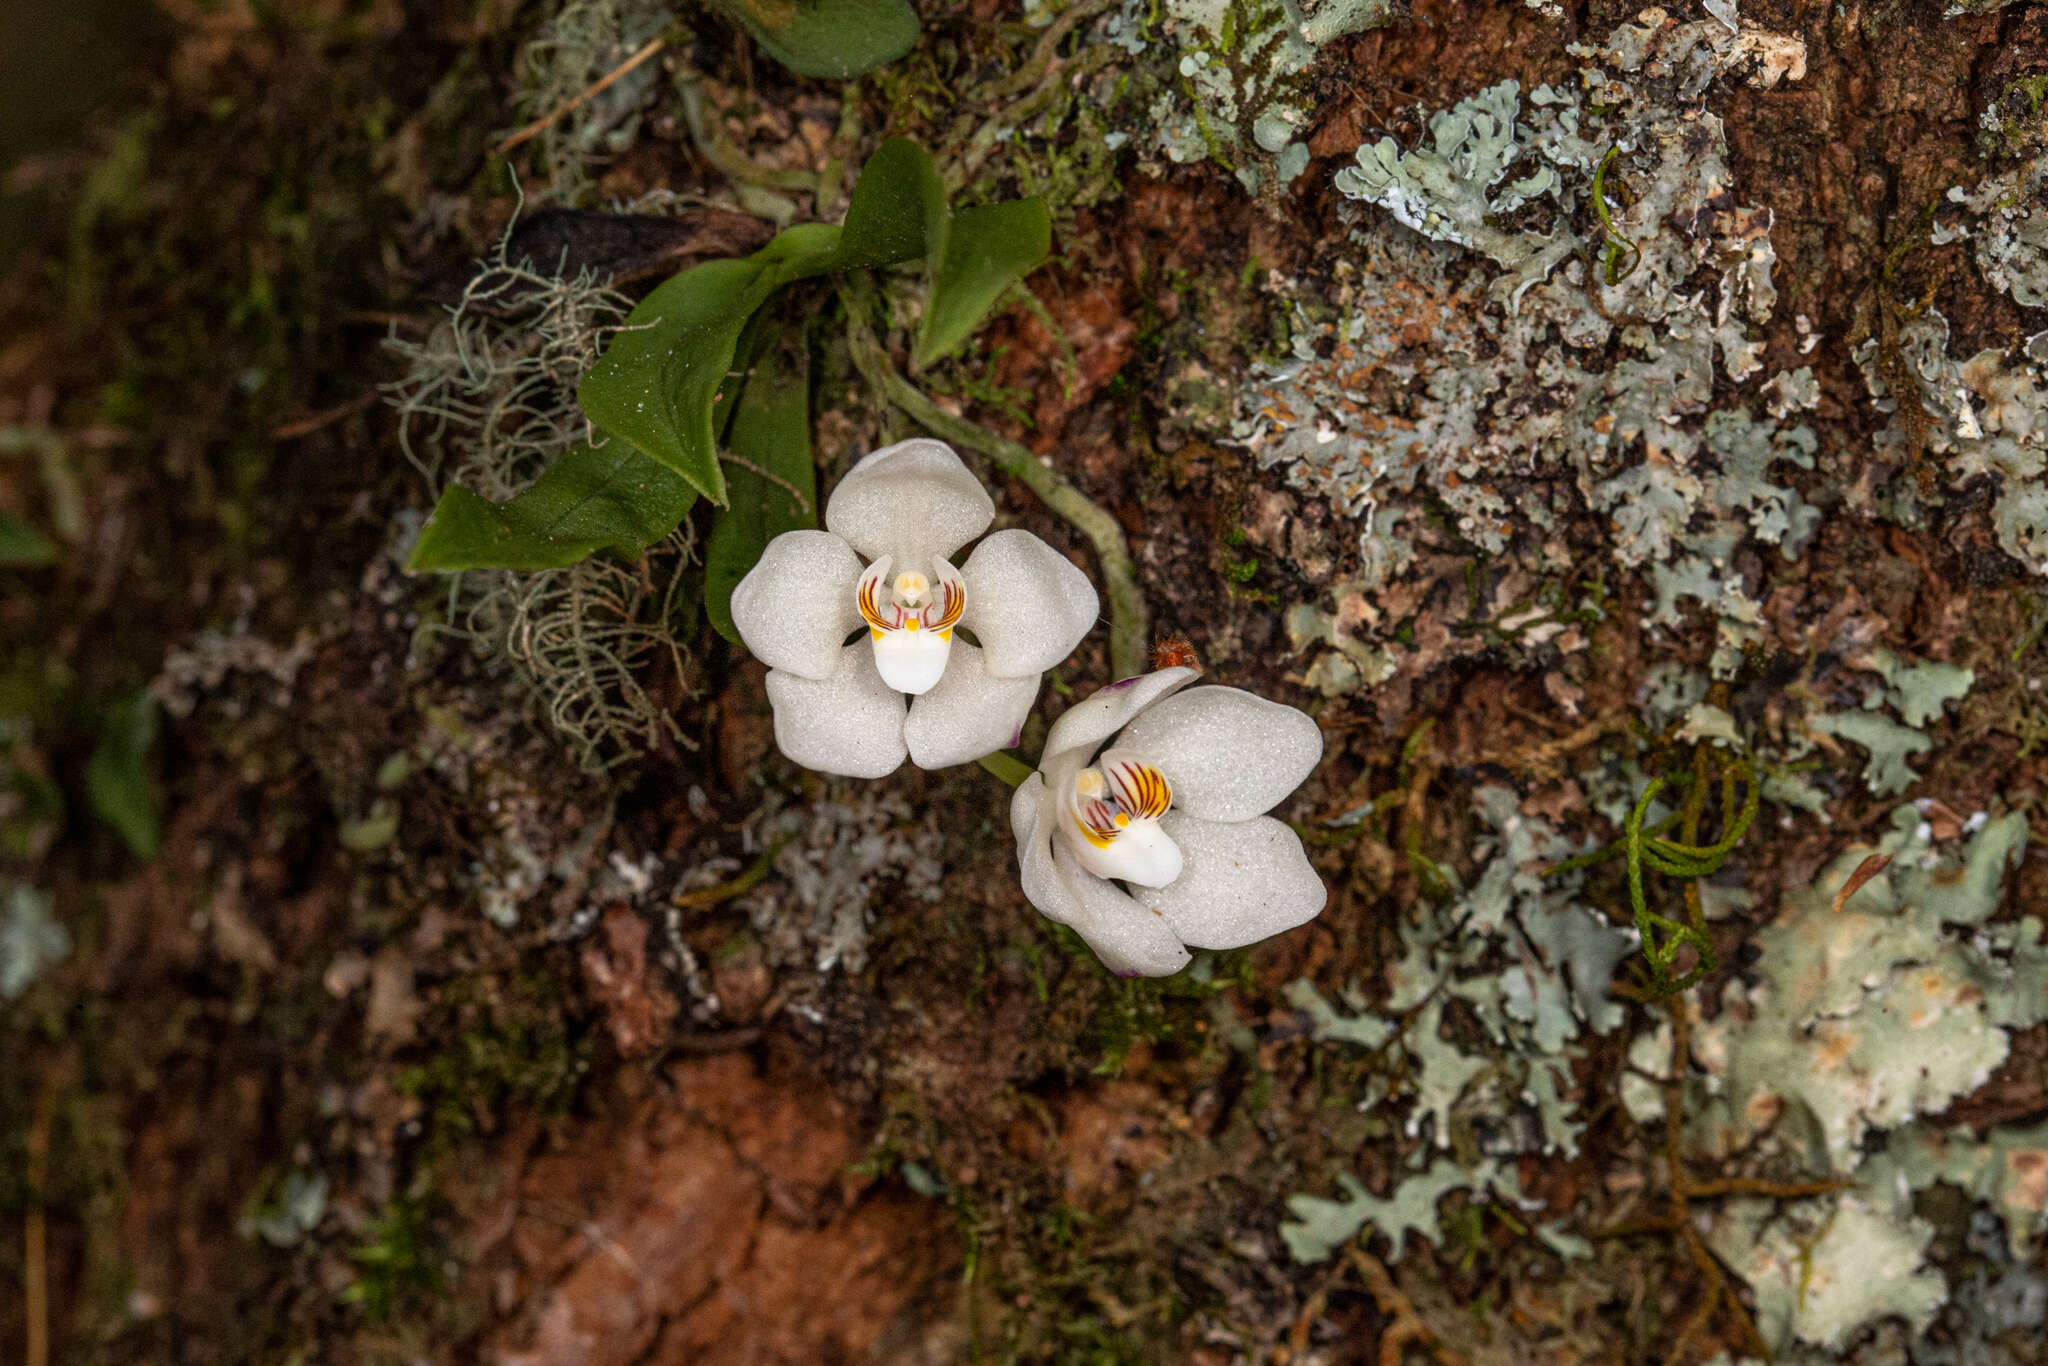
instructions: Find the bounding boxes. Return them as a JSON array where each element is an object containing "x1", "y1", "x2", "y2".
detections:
[
  {"x1": 1547, "y1": 746, "x2": 1759, "y2": 996},
  {"x1": 1591, "y1": 147, "x2": 1643, "y2": 287}
]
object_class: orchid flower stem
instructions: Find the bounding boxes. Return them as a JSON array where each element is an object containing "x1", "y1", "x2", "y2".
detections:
[
  {"x1": 840, "y1": 276, "x2": 1150, "y2": 679},
  {"x1": 976, "y1": 750, "x2": 1035, "y2": 788}
]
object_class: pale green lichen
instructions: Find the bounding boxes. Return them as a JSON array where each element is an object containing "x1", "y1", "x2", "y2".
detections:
[
  {"x1": 1805, "y1": 647, "x2": 1974, "y2": 796},
  {"x1": 1706, "y1": 1196, "x2": 1948, "y2": 1352},
  {"x1": 1620, "y1": 809, "x2": 2048, "y2": 1354},
  {"x1": 1286, "y1": 977, "x2": 1394, "y2": 1047},
  {"x1": 1281, "y1": 1158, "x2": 1506, "y2": 1263},
  {"x1": 1, "y1": 883, "x2": 68, "y2": 999},
  {"x1": 1107, "y1": 0, "x2": 1395, "y2": 194},
  {"x1": 1857, "y1": 308, "x2": 2048, "y2": 574},
  {"x1": 1946, "y1": 154, "x2": 2048, "y2": 309},
  {"x1": 1857, "y1": 158, "x2": 2048, "y2": 578},
  {"x1": 1283, "y1": 786, "x2": 1631, "y2": 1262},
  {"x1": 1333, "y1": 78, "x2": 1581, "y2": 276},
  {"x1": 1808, "y1": 710, "x2": 1933, "y2": 796},
  {"x1": 1686, "y1": 808, "x2": 2033, "y2": 1174},
  {"x1": 1241, "y1": 14, "x2": 1818, "y2": 684}
]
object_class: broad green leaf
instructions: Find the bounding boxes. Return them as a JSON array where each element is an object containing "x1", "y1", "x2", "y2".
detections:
[
  {"x1": 705, "y1": 331, "x2": 815, "y2": 642},
  {"x1": 89, "y1": 689, "x2": 159, "y2": 859},
  {"x1": 0, "y1": 510, "x2": 56, "y2": 566},
  {"x1": 577, "y1": 257, "x2": 781, "y2": 506},
  {"x1": 915, "y1": 197, "x2": 1052, "y2": 367},
  {"x1": 709, "y1": 0, "x2": 919, "y2": 79},
  {"x1": 835, "y1": 137, "x2": 946, "y2": 270},
  {"x1": 406, "y1": 442, "x2": 698, "y2": 572},
  {"x1": 576, "y1": 143, "x2": 939, "y2": 507}
]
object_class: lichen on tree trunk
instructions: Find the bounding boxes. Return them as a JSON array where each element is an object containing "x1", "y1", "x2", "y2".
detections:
[{"x1": 5, "y1": 2, "x2": 2048, "y2": 1364}]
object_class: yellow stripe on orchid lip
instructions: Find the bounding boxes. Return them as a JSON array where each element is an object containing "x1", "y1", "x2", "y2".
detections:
[
  {"x1": 1073, "y1": 799, "x2": 1122, "y2": 849},
  {"x1": 1059, "y1": 755, "x2": 1185, "y2": 889},
  {"x1": 1101, "y1": 752, "x2": 1172, "y2": 821},
  {"x1": 926, "y1": 557, "x2": 966, "y2": 638},
  {"x1": 856, "y1": 556, "x2": 901, "y2": 636}
]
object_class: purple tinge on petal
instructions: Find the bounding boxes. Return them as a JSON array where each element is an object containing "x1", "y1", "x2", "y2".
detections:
[
  {"x1": 1009, "y1": 725, "x2": 1024, "y2": 747},
  {"x1": 1103, "y1": 677, "x2": 1140, "y2": 691},
  {"x1": 1114, "y1": 968, "x2": 1142, "y2": 978}
]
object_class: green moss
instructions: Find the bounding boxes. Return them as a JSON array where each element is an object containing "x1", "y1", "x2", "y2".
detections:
[
  {"x1": 959, "y1": 1190, "x2": 1181, "y2": 1365},
  {"x1": 395, "y1": 972, "x2": 588, "y2": 1156},
  {"x1": 341, "y1": 1190, "x2": 448, "y2": 1322},
  {"x1": 1074, "y1": 944, "x2": 1248, "y2": 1075}
]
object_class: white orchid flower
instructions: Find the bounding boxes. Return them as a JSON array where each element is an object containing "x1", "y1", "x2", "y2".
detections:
[
  {"x1": 1009, "y1": 667, "x2": 1327, "y2": 976},
  {"x1": 732, "y1": 438, "x2": 1099, "y2": 778}
]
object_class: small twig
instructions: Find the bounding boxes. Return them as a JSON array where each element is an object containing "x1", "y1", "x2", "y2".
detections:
[
  {"x1": 673, "y1": 837, "x2": 789, "y2": 910},
  {"x1": 1658, "y1": 993, "x2": 1772, "y2": 1364},
  {"x1": 1344, "y1": 1246, "x2": 1470, "y2": 1366},
  {"x1": 1683, "y1": 1176, "x2": 1852, "y2": 1200},
  {"x1": 271, "y1": 389, "x2": 379, "y2": 440},
  {"x1": 717, "y1": 451, "x2": 814, "y2": 518},
  {"x1": 841, "y1": 277, "x2": 1150, "y2": 677},
  {"x1": 493, "y1": 36, "x2": 668, "y2": 159}
]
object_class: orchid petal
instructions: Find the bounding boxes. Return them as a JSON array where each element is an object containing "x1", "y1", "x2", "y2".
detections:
[
  {"x1": 1040, "y1": 667, "x2": 1200, "y2": 769},
  {"x1": 1052, "y1": 839, "x2": 1193, "y2": 977},
  {"x1": 1132, "y1": 812, "x2": 1325, "y2": 951},
  {"x1": 1115, "y1": 686, "x2": 1323, "y2": 821},
  {"x1": 730, "y1": 530, "x2": 865, "y2": 681},
  {"x1": 763, "y1": 645, "x2": 908, "y2": 778},
  {"x1": 824, "y1": 438, "x2": 994, "y2": 565},
  {"x1": 903, "y1": 642, "x2": 1040, "y2": 769},
  {"x1": 959, "y1": 529, "x2": 1100, "y2": 678},
  {"x1": 1012, "y1": 774, "x2": 1080, "y2": 925}
]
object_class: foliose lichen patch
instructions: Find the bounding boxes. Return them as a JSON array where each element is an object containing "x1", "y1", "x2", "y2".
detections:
[
  {"x1": 1103, "y1": 0, "x2": 1397, "y2": 194},
  {"x1": 1281, "y1": 785, "x2": 1631, "y2": 1263},
  {"x1": 1636, "y1": 809, "x2": 2048, "y2": 1354},
  {"x1": 1234, "y1": 10, "x2": 1819, "y2": 685}
]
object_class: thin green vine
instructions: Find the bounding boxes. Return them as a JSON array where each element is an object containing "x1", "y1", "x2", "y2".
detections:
[
  {"x1": 1548, "y1": 748, "x2": 1758, "y2": 996},
  {"x1": 1591, "y1": 147, "x2": 1642, "y2": 286}
]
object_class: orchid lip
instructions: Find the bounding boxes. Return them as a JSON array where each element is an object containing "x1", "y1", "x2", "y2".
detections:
[
  {"x1": 1060, "y1": 749, "x2": 1182, "y2": 888},
  {"x1": 858, "y1": 554, "x2": 966, "y2": 695}
]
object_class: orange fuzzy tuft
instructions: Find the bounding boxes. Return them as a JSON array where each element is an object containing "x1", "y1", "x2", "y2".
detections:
[{"x1": 1150, "y1": 636, "x2": 1200, "y2": 672}]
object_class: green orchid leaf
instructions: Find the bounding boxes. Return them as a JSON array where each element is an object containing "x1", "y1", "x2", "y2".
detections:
[
  {"x1": 705, "y1": 331, "x2": 815, "y2": 643},
  {"x1": 576, "y1": 256, "x2": 782, "y2": 506},
  {"x1": 835, "y1": 137, "x2": 946, "y2": 269},
  {"x1": 406, "y1": 442, "x2": 697, "y2": 572},
  {"x1": 575, "y1": 143, "x2": 941, "y2": 507},
  {"x1": 709, "y1": 0, "x2": 919, "y2": 79},
  {"x1": 915, "y1": 196, "x2": 1052, "y2": 367},
  {"x1": 0, "y1": 510, "x2": 57, "y2": 566},
  {"x1": 89, "y1": 689, "x2": 160, "y2": 859}
]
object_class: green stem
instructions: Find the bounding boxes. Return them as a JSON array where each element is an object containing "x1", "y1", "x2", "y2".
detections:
[
  {"x1": 678, "y1": 75, "x2": 821, "y2": 193},
  {"x1": 841, "y1": 277, "x2": 1150, "y2": 678},
  {"x1": 977, "y1": 750, "x2": 1035, "y2": 788},
  {"x1": 1591, "y1": 146, "x2": 1642, "y2": 286},
  {"x1": 816, "y1": 80, "x2": 861, "y2": 214}
]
